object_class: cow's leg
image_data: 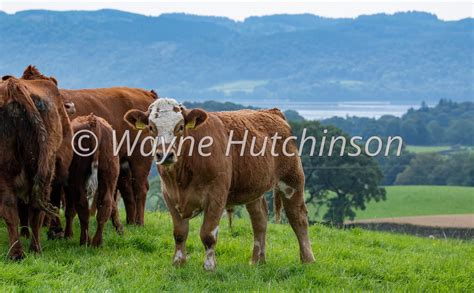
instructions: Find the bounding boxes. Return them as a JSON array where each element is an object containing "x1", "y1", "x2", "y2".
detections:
[
  {"x1": 28, "y1": 207, "x2": 44, "y2": 254},
  {"x1": 245, "y1": 197, "x2": 268, "y2": 264},
  {"x1": 75, "y1": 191, "x2": 90, "y2": 246},
  {"x1": 200, "y1": 202, "x2": 225, "y2": 271},
  {"x1": 164, "y1": 191, "x2": 189, "y2": 265},
  {"x1": 129, "y1": 159, "x2": 151, "y2": 226},
  {"x1": 64, "y1": 186, "x2": 77, "y2": 239},
  {"x1": 279, "y1": 185, "x2": 315, "y2": 263},
  {"x1": 117, "y1": 165, "x2": 136, "y2": 225},
  {"x1": 18, "y1": 200, "x2": 30, "y2": 238},
  {"x1": 91, "y1": 178, "x2": 113, "y2": 247},
  {"x1": 47, "y1": 182, "x2": 64, "y2": 239},
  {"x1": 110, "y1": 191, "x2": 124, "y2": 235},
  {"x1": 2, "y1": 194, "x2": 24, "y2": 260}
]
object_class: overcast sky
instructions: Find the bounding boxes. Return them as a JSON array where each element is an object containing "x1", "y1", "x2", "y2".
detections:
[{"x1": 1, "y1": 1, "x2": 472, "y2": 21}]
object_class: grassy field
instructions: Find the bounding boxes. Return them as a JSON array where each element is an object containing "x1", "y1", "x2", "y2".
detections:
[
  {"x1": 147, "y1": 182, "x2": 474, "y2": 221},
  {"x1": 0, "y1": 212, "x2": 473, "y2": 291},
  {"x1": 405, "y1": 145, "x2": 452, "y2": 153},
  {"x1": 405, "y1": 145, "x2": 474, "y2": 154},
  {"x1": 209, "y1": 80, "x2": 268, "y2": 95},
  {"x1": 355, "y1": 186, "x2": 474, "y2": 220}
]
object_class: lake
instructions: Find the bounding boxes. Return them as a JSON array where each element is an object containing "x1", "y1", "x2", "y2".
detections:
[{"x1": 235, "y1": 100, "x2": 423, "y2": 120}]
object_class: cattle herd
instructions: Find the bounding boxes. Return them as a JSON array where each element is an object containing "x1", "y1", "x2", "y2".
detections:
[{"x1": 0, "y1": 66, "x2": 315, "y2": 270}]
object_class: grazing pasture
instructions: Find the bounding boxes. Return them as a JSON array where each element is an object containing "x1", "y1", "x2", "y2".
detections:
[
  {"x1": 355, "y1": 186, "x2": 474, "y2": 220},
  {"x1": 405, "y1": 145, "x2": 474, "y2": 154},
  {"x1": 146, "y1": 183, "x2": 474, "y2": 223},
  {"x1": 0, "y1": 213, "x2": 472, "y2": 291}
]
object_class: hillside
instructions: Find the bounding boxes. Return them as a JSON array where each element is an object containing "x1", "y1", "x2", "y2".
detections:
[
  {"x1": 0, "y1": 213, "x2": 472, "y2": 291},
  {"x1": 0, "y1": 10, "x2": 472, "y2": 103}
]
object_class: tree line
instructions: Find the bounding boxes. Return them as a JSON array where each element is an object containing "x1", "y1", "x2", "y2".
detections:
[{"x1": 323, "y1": 100, "x2": 474, "y2": 146}]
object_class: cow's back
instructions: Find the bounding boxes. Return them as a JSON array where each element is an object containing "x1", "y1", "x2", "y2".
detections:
[
  {"x1": 60, "y1": 87, "x2": 156, "y2": 157},
  {"x1": 212, "y1": 109, "x2": 298, "y2": 204}
]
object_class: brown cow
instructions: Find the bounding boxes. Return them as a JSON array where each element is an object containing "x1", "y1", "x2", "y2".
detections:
[
  {"x1": 21, "y1": 66, "x2": 157, "y2": 226},
  {"x1": 124, "y1": 98, "x2": 315, "y2": 270},
  {"x1": 0, "y1": 75, "x2": 70, "y2": 259},
  {"x1": 64, "y1": 114, "x2": 123, "y2": 246},
  {"x1": 18, "y1": 66, "x2": 73, "y2": 239}
]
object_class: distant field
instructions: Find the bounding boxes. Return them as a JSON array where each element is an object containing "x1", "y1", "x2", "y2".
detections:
[
  {"x1": 355, "y1": 186, "x2": 474, "y2": 220},
  {"x1": 0, "y1": 213, "x2": 472, "y2": 291},
  {"x1": 406, "y1": 145, "x2": 451, "y2": 153},
  {"x1": 148, "y1": 182, "x2": 474, "y2": 223},
  {"x1": 209, "y1": 80, "x2": 267, "y2": 95},
  {"x1": 406, "y1": 145, "x2": 474, "y2": 154}
]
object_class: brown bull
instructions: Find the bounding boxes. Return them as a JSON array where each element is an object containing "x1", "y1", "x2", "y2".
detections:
[
  {"x1": 125, "y1": 98, "x2": 315, "y2": 270},
  {"x1": 0, "y1": 75, "x2": 70, "y2": 259},
  {"x1": 64, "y1": 114, "x2": 123, "y2": 246},
  {"x1": 21, "y1": 66, "x2": 157, "y2": 226}
]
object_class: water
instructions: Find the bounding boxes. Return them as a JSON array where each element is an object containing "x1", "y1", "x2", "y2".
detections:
[{"x1": 235, "y1": 100, "x2": 422, "y2": 120}]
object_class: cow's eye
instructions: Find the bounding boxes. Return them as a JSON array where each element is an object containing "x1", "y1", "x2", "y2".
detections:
[{"x1": 179, "y1": 124, "x2": 184, "y2": 131}]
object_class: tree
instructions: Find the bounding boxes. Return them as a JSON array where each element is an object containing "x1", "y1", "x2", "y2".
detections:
[
  {"x1": 395, "y1": 153, "x2": 447, "y2": 185},
  {"x1": 283, "y1": 109, "x2": 305, "y2": 122},
  {"x1": 395, "y1": 152, "x2": 474, "y2": 186},
  {"x1": 377, "y1": 147, "x2": 414, "y2": 185},
  {"x1": 291, "y1": 121, "x2": 386, "y2": 227}
]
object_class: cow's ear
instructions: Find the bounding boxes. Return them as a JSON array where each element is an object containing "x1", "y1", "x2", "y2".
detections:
[
  {"x1": 2, "y1": 75, "x2": 14, "y2": 81},
  {"x1": 124, "y1": 109, "x2": 149, "y2": 130},
  {"x1": 50, "y1": 76, "x2": 58, "y2": 85},
  {"x1": 184, "y1": 108, "x2": 208, "y2": 130}
]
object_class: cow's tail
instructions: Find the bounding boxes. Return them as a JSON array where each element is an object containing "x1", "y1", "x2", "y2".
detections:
[
  {"x1": 7, "y1": 79, "x2": 59, "y2": 217},
  {"x1": 273, "y1": 188, "x2": 284, "y2": 224},
  {"x1": 85, "y1": 114, "x2": 100, "y2": 207}
]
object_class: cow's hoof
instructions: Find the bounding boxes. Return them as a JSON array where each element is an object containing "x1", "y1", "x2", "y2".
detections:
[
  {"x1": 28, "y1": 244, "x2": 41, "y2": 254},
  {"x1": 203, "y1": 250, "x2": 216, "y2": 271},
  {"x1": 80, "y1": 236, "x2": 91, "y2": 246},
  {"x1": 173, "y1": 250, "x2": 187, "y2": 266},
  {"x1": 8, "y1": 244, "x2": 25, "y2": 261},
  {"x1": 203, "y1": 261, "x2": 216, "y2": 271},
  {"x1": 47, "y1": 228, "x2": 64, "y2": 240},
  {"x1": 91, "y1": 236, "x2": 102, "y2": 247},
  {"x1": 250, "y1": 257, "x2": 266, "y2": 265},
  {"x1": 301, "y1": 250, "x2": 316, "y2": 263},
  {"x1": 115, "y1": 225, "x2": 124, "y2": 236},
  {"x1": 9, "y1": 251, "x2": 25, "y2": 261},
  {"x1": 20, "y1": 227, "x2": 30, "y2": 238}
]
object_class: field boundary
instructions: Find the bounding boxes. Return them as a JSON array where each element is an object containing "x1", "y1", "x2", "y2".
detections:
[{"x1": 345, "y1": 222, "x2": 473, "y2": 240}]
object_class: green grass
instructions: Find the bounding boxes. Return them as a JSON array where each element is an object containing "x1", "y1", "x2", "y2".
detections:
[
  {"x1": 0, "y1": 212, "x2": 473, "y2": 291},
  {"x1": 356, "y1": 186, "x2": 474, "y2": 219}
]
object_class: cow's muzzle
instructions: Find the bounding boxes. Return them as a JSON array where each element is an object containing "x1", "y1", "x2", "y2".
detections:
[{"x1": 156, "y1": 149, "x2": 177, "y2": 166}]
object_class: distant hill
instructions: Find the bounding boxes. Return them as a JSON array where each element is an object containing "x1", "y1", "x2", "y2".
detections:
[{"x1": 0, "y1": 9, "x2": 472, "y2": 103}]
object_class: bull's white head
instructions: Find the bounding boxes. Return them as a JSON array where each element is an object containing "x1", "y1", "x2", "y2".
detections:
[{"x1": 124, "y1": 98, "x2": 208, "y2": 165}]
